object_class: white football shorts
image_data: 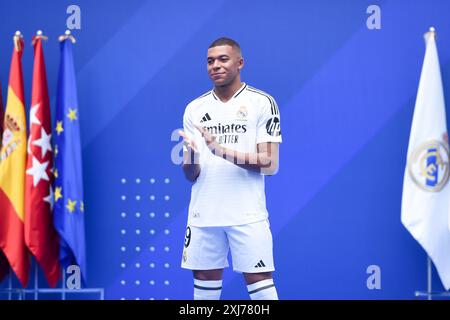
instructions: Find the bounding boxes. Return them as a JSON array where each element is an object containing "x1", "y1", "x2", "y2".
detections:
[{"x1": 181, "y1": 219, "x2": 275, "y2": 273}]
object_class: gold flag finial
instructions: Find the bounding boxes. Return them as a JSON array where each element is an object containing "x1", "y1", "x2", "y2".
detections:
[
  {"x1": 424, "y1": 26, "x2": 437, "y2": 42},
  {"x1": 58, "y1": 30, "x2": 76, "y2": 43},
  {"x1": 32, "y1": 30, "x2": 49, "y2": 46},
  {"x1": 13, "y1": 31, "x2": 23, "y2": 51}
]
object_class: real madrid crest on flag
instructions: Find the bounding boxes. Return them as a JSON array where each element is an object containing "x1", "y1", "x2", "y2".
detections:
[{"x1": 408, "y1": 136, "x2": 450, "y2": 192}]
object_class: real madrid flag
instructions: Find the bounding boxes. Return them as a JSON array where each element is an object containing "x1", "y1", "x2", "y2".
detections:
[{"x1": 401, "y1": 27, "x2": 450, "y2": 290}]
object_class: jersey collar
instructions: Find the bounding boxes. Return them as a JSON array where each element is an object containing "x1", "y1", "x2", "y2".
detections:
[{"x1": 211, "y1": 82, "x2": 247, "y2": 101}]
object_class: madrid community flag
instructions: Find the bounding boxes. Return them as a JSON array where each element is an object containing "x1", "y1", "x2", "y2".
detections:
[
  {"x1": 53, "y1": 35, "x2": 86, "y2": 282},
  {"x1": 0, "y1": 33, "x2": 30, "y2": 287},
  {"x1": 25, "y1": 34, "x2": 61, "y2": 287},
  {"x1": 401, "y1": 28, "x2": 450, "y2": 290}
]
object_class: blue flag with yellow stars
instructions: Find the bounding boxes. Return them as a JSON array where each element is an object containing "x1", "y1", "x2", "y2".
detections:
[{"x1": 53, "y1": 35, "x2": 86, "y2": 283}]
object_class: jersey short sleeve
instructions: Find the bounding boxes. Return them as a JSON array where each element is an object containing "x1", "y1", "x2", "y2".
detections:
[
  {"x1": 183, "y1": 105, "x2": 196, "y2": 139},
  {"x1": 256, "y1": 95, "x2": 282, "y2": 144},
  {"x1": 182, "y1": 103, "x2": 202, "y2": 154}
]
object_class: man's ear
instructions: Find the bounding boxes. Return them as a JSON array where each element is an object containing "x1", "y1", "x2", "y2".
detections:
[{"x1": 238, "y1": 57, "x2": 244, "y2": 70}]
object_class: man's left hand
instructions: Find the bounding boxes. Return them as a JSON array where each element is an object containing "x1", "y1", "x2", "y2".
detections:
[{"x1": 195, "y1": 124, "x2": 223, "y2": 156}]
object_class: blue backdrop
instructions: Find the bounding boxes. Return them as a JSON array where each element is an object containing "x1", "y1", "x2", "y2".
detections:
[{"x1": 1, "y1": 0, "x2": 450, "y2": 299}]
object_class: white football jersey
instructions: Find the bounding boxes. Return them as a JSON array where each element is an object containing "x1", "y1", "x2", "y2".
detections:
[{"x1": 183, "y1": 83, "x2": 282, "y2": 227}]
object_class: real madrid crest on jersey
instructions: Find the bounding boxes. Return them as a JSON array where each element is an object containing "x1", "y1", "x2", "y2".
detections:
[
  {"x1": 237, "y1": 106, "x2": 248, "y2": 120},
  {"x1": 408, "y1": 136, "x2": 450, "y2": 192}
]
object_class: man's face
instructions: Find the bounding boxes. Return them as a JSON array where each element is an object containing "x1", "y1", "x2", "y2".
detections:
[{"x1": 207, "y1": 45, "x2": 243, "y2": 87}]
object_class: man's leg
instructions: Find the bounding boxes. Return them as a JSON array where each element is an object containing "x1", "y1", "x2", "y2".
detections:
[
  {"x1": 244, "y1": 272, "x2": 278, "y2": 300},
  {"x1": 193, "y1": 269, "x2": 224, "y2": 300},
  {"x1": 181, "y1": 225, "x2": 229, "y2": 300},
  {"x1": 226, "y1": 220, "x2": 279, "y2": 300}
]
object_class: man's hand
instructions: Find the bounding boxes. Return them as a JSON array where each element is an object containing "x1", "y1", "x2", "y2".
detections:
[
  {"x1": 179, "y1": 130, "x2": 200, "y2": 181},
  {"x1": 179, "y1": 130, "x2": 199, "y2": 154},
  {"x1": 195, "y1": 125, "x2": 223, "y2": 156}
]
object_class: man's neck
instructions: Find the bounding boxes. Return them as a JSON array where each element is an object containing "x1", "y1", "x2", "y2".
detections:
[{"x1": 214, "y1": 79, "x2": 243, "y2": 103}]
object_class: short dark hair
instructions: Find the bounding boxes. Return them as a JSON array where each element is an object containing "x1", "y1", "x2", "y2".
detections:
[{"x1": 208, "y1": 37, "x2": 242, "y2": 55}]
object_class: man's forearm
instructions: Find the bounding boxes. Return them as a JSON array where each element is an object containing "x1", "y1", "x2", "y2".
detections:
[
  {"x1": 182, "y1": 147, "x2": 201, "y2": 182},
  {"x1": 182, "y1": 163, "x2": 200, "y2": 182},
  {"x1": 214, "y1": 147, "x2": 276, "y2": 175}
]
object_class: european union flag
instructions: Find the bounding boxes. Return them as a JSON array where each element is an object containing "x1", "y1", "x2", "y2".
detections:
[{"x1": 53, "y1": 36, "x2": 86, "y2": 283}]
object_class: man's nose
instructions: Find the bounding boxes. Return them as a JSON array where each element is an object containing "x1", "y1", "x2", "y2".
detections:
[{"x1": 212, "y1": 60, "x2": 221, "y2": 69}]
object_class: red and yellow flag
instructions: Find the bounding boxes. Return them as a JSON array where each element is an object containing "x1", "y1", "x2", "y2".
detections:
[
  {"x1": 0, "y1": 34, "x2": 30, "y2": 287},
  {"x1": 25, "y1": 35, "x2": 61, "y2": 287},
  {"x1": 0, "y1": 80, "x2": 4, "y2": 140},
  {"x1": 0, "y1": 82, "x2": 6, "y2": 282}
]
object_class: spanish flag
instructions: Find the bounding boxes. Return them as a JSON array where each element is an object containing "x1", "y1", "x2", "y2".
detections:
[
  {"x1": 0, "y1": 81, "x2": 7, "y2": 282},
  {"x1": 0, "y1": 80, "x2": 4, "y2": 140},
  {"x1": 0, "y1": 33, "x2": 30, "y2": 287}
]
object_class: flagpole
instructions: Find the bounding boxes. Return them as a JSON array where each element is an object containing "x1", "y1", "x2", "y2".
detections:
[
  {"x1": 424, "y1": 26, "x2": 436, "y2": 302},
  {"x1": 8, "y1": 268, "x2": 11, "y2": 300},
  {"x1": 34, "y1": 260, "x2": 38, "y2": 300},
  {"x1": 427, "y1": 256, "x2": 432, "y2": 300},
  {"x1": 62, "y1": 269, "x2": 66, "y2": 300}
]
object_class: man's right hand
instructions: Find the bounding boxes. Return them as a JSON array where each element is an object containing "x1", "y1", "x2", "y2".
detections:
[{"x1": 179, "y1": 130, "x2": 198, "y2": 152}]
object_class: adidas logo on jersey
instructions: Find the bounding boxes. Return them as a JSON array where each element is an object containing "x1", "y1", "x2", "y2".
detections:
[
  {"x1": 199, "y1": 113, "x2": 212, "y2": 123},
  {"x1": 254, "y1": 260, "x2": 266, "y2": 268}
]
